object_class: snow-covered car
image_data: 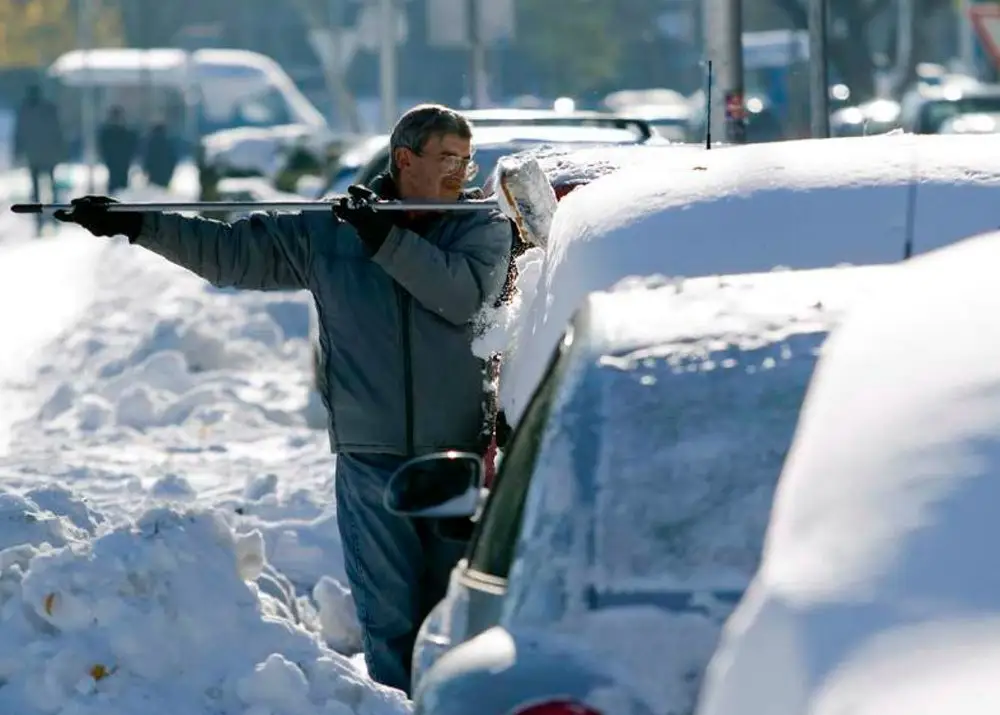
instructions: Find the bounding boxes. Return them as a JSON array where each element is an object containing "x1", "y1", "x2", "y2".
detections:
[
  {"x1": 696, "y1": 229, "x2": 1000, "y2": 715},
  {"x1": 383, "y1": 264, "x2": 890, "y2": 711},
  {"x1": 497, "y1": 133, "x2": 1000, "y2": 428}
]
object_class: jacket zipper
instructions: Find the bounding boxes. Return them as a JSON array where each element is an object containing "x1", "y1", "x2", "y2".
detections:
[{"x1": 397, "y1": 284, "x2": 415, "y2": 456}]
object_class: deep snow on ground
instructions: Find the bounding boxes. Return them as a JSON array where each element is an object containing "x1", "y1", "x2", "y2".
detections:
[{"x1": 0, "y1": 204, "x2": 406, "y2": 713}]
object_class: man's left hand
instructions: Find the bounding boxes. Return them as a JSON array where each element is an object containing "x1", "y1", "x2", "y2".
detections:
[{"x1": 332, "y1": 184, "x2": 396, "y2": 256}]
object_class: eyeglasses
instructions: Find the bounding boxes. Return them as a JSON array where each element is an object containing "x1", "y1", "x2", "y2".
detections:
[
  {"x1": 439, "y1": 154, "x2": 478, "y2": 180},
  {"x1": 413, "y1": 149, "x2": 478, "y2": 180}
]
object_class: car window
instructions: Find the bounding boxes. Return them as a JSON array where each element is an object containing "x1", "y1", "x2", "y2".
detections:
[
  {"x1": 465, "y1": 329, "x2": 575, "y2": 579},
  {"x1": 499, "y1": 330, "x2": 826, "y2": 630}
]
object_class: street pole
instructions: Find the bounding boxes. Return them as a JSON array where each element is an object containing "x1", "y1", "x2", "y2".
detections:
[
  {"x1": 808, "y1": 0, "x2": 830, "y2": 137},
  {"x1": 958, "y1": 0, "x2": 975, "y2": 75},
  {"x1": 469, "y1": 0, "x2": 489, "y2": 107},
  {"x1": 378, "y1": 0, "x2": 398, "y2": 131},
  {"x1": 75, "y1": 0, "x2": 98, "y2": 193},
  {"x1": 704, "y1": 0, "x2": 745, "y2": 143}
]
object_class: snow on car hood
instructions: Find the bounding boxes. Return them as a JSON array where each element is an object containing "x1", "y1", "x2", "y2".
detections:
[
  {"x1": 697, "y1": 229, "x2": 1000, "y2": 715},
  {"x1": 494, "y1": 133, "x2": 1000, "y2": 427}
]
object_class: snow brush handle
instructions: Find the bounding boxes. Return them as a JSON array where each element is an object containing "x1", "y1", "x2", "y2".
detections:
[{"x1": 10, "y1": 199, "x2": 500, "y2": 214}]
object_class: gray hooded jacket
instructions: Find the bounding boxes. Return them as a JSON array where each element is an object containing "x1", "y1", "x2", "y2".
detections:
[{"x1": 133, "y1": 186, "x2": 513, "y2": 457}]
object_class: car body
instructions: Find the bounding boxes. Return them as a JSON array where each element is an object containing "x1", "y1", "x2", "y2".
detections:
[
  {"x1": 47, "y1": 48, "x2": 327, "y2": 156},
  {"x1": 697, "y1": 229, "x2": 1000, "y2": 715},
  {"x1": 390, "y1": 264, "x2": 891, "y2": 712}
]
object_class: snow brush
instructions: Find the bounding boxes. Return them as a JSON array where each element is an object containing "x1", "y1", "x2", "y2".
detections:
[
  {"x1": 10, "y1": 198, "x2": 498, "y2": 214},
  {"x1": 10, "y1": 158, "x2": 558, "y2": 248}
]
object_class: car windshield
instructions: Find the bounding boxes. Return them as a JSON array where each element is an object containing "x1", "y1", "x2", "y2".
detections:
[{"x1": 504, "y1": 330, "x2": 826, "y2": 626}]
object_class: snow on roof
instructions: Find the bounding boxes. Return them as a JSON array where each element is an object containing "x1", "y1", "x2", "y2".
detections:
[
  {"x1": 582, "y1": 265, "x2": 888, "y2": 359},
  {"x1": 49, "y1": 48, "x2": 284, "y2": 80},
  {"x1": 697, "y1": 229, "x2": 1000, "y2": 715},
  {"x1": 497, "y1": 133, "x2": 1000, "y2": 425},
  {"x1": 472, "y1": 124, "x2": 641, "y2": 145}
]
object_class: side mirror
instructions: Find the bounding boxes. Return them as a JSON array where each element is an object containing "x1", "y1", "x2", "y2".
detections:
[{"x1": 384, "y1": 451, "x2": 485, "y2": 518}]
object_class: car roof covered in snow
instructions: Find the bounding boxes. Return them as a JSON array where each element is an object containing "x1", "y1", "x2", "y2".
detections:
[
  {"x1": 697, "y1": 229, "x2": 1000, "y2": 715},
  {"x1": 577, "y1": 264, "x2": 889, "y2": 359},
  {"x1": 500, "y1": 133, "x2": 1000, "y2": 425}
]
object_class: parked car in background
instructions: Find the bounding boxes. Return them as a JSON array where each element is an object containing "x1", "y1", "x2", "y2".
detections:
[
  {"x1": 937, "y1": 111, "x2": 1000, "y2": 134},
  {"x1": 830, "y1": 98, "x2": 901, "y2": 137},
  {"x1": 899, "y1": 83, "x2": 1000, "y2": 134},
  {"x1": 385, "y1": 264, "x2": 890, "y2": 714},
  {"x1": 697, "y1": 229, "x2": 1000, "y2": 715},
  {"x1": 320, "y1": 122, "x2": 657, "y2": 197},
  {"x1": 47, "y1": 48, "x2": 327, "y2": 158}
]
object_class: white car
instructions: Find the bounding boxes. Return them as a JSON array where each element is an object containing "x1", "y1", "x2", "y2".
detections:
[
  {"x1": 385, "y1": 264, "x2": 890, "y2": 713},
  {"x1": 499, "y1": 132, "x2": 1000, "y2": 426},
  {"x1": 697, "y1": 229, "x2": 1000, "y2": 715}
]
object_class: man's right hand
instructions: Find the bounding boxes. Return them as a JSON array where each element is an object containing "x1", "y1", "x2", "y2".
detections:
[{"x1": 54, "y1": 196, "x2": 144, "y2": 239}]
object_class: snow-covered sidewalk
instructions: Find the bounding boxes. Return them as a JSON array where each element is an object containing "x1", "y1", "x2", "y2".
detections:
[{"x1": 0, "y1": 223, "x2": 408, "y2": 714}]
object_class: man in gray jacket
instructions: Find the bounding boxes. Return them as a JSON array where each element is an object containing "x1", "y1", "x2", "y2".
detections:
[{"x1": 55, "y1": 104, "x2": 514, "y2": 694}]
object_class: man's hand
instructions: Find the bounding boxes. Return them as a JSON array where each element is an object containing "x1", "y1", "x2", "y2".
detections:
[
  {"x1": 332, "y1": 185, "x2": 396, "y2": 256},
  {"x1": 54, "y1": 196, "x2": 144, "y2": 239}
]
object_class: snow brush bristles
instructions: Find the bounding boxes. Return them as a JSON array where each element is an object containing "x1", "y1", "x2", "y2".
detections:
[{"x1": 495, "y1": 156, "x2": 558, "y2": 249}]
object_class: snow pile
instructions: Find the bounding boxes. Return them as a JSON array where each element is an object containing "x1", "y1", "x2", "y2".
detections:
[
  {"x1": 28, "y1": 240, "x2": 318, "y2": 439},
  {"x1": 697, "y1": 230, "x2": 1000, "y2": 715},
  {"x1": 0, "y1": 229, "x2": 355, "y2": 655},
  {"x1": 0, "y1": 491, "x2": 409, "y2": 715},
  {"x1": 495, "y1": 133, "x2": 1000, "y2": 425},
  {"x1": 472, "y1": 247, "x2": 544, "y2": 359},
  {"x1": 484, "y1": 143, "x2": 696, "y2": 197}
]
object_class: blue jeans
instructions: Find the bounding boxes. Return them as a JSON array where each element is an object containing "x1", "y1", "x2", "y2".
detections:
[{"x1": 335, "y1": 452, "x2": 472, "y2": 694}]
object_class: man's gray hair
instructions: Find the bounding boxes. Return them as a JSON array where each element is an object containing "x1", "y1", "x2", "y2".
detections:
[{"x1": 388, "y1": 104, "x2": 473, "y2": 179}]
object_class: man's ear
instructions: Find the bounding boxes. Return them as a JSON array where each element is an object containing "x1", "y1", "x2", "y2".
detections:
[{"x1": 393, "y1": 147, "x2": 412, "y2": 173}]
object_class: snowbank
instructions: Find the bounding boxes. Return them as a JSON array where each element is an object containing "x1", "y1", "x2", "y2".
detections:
[
  {"x1": 1, "y1": 227, "x2": 359, "y2": 662},
  {"x1": 0, "y1": 490, "x2": 408, "y2": 715},
  {"x1": 489, "y1": 133, "x2": 1000, "y2": 425},
  {"x1": 0, "y1": 230, "x2": 106, "y2": 452},
  {"x1": 697, "y1": 230, "x2": 1000, "y2": 715}
]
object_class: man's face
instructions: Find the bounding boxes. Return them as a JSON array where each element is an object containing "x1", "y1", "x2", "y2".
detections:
[{"x1": 395, "y1": 133, "x2": 476, "y2": 201}]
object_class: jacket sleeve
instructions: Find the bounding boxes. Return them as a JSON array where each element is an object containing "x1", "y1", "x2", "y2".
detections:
[
  {"x1": 371, "y1": 213, "x2": 513, "y2": 326},
  {"x1": 133, "y1": 211, "x2": 318, "y2": 291}
]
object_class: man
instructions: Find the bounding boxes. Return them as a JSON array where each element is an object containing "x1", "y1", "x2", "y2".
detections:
[
  {"x1": 55, "y1": 104, "x2": 514, "y2": 694},
  {"x1": 13, "y1": 84, "x2": 66, "y2": 236},
  {"x1": 98, "y1": 105, "x2": 139, "y2": 194}
]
